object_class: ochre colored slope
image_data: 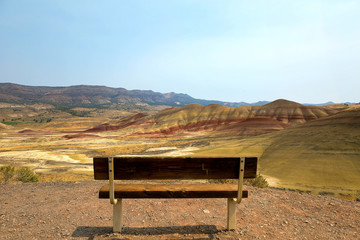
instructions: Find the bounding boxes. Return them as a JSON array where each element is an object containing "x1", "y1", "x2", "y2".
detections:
[
  {"x1": 216, "y1": 117, "x2": 290, "y2": 135},
  {"x1": 259, "y1": 107, "x2": 360, "y2": 193},
  {"x1": 84, "y1": 99, "x2": 339, "y2": 136},
  {"x1": 85, "y1": 113, "x2": 149, "y2": 133},
  {"x1": 151, "y1": 103, "x2": 251, "y2": 131},
  {"x1": 251, "y1": 99, "x2": 338, "y2": 124},
  {"x1": 191, "y1": 107, "x2": 360, "y2": 196}
]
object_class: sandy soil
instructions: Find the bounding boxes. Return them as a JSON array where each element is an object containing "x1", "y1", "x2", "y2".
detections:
[{"x1": 0, "y1": 181, "x2": 359, "y2": 240}]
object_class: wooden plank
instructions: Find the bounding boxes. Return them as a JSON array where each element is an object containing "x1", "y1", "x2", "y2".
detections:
[
  {"x1": 99, "y1": 184, "x2": 249, "y2": 199},
  {"x1": 93, "y1": 157, "x2": 257, "y2": 180}
]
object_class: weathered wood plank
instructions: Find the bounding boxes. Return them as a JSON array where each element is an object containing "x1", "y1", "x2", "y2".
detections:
[
  {"x1": 93, "y1": 157, "x2": 257, "y2": 180},
  {"x1": 99, "y1": 184, "x2": 249, "y2": 199}
]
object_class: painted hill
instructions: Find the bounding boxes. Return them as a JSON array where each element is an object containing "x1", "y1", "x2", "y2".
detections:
[
  {"x1": 85, "y1": 99, "x2": 339, "y2": 136},
  {"x1": 251, "y1": 99, "x2": 337, "y2": 124},
  {"x1": 258, "y1": 107, "x2": 360, "y2": 196},
  {"x1": 189, "y1": 106, "x2": 360, "y2": 198}
]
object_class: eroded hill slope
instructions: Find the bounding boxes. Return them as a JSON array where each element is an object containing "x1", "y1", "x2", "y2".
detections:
[
  {"x1": 259, "y1": 107, "x2": 360, "y2": 195},
  {"x1": 85, "y1": 99, "x2": 339, "y2": 136}
]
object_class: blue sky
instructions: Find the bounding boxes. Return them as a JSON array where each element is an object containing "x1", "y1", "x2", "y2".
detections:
[{"x1": 0, "y1": 0, "x2": 359, "y2": 103}]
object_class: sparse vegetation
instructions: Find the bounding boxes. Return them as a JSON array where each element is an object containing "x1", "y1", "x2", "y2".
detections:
[
  {"x1": 319, "y1": 191, "x2": 335, "y2": 196},
  {"x1": 356, "y1": 191, "x2": 360, "y2": 202},
  {"x1": 208, "y1": 174, "x2": 269, "y2": 188},
  {"x1": 1, "y1": 121, "x2": 21, "y2": 126},
  {"x1": 0, "y1": 165, "x2": 39, "y2": 183},
  {"x1": 15, "y1": 167, "x2": 39, "y2": 182},
  {"x1": 67, "y1": 109, "x2": 92, "y2": 117},
  {"x1": 0, "y1": 166, "x2": 15, "y2": 182},
  {"x1": 245, "y1": 174, "x2": 269, "y2": 188},
  {"x1": 338, "y1": 193, "x2": 354, "y2": 201}
]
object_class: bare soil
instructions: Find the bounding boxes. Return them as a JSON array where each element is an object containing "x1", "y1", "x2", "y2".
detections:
[{"x1": 0, "y1": 181, "x2": 359, "y2": 239}]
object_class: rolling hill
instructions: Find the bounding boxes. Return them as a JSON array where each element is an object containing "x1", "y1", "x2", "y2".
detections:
[
  {"x1": 258, "y1": 107, "x2": 360, "y2": 194},
  {"x1": 85, "y1": 99, "x2": 340, "y2": 136},
  {"x1": 192, "y1": 106, "x2": 360, "y2": 197}
]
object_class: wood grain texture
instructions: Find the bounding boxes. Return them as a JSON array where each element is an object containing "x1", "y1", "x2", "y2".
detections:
[
  {"x1": 99, "y1": 184, "x2": 249, "y2": 199},
  {"x1": 93, "y1": 157, "x2": 257, "y2": 180}
]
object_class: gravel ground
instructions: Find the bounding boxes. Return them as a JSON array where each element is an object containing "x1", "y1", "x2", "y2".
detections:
[{"x1": 0, "y1": 181, "x2": 359, "y2": 239}]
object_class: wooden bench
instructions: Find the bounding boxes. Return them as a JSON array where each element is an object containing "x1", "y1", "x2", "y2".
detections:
[{"x1": 93, "y1": 156, "x2": 257, "y2": 232}]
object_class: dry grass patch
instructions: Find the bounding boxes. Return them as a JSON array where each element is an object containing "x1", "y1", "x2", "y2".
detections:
[{"x1": 38, "y1": 170, "x2": 93, "y2": 182}]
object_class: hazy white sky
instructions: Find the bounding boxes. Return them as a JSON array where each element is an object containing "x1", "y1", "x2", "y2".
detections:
[{"x1": 0, "y1": 0, "x2": 359, "y2": 103}]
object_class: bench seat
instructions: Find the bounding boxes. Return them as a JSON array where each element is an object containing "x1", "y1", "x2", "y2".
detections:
[{"x1": 99, "y1": 183, "x2": 249, "y2": 199}]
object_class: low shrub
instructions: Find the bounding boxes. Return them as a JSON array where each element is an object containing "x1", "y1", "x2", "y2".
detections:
[
  {"x1": 338, "y1": 194, "x2": 353, "y2": 201},
  {"x1": 16, "y1": 167, "x2": 39, "y2": 182},
  {"x1": 0, "y1": 165, "x2": 15, "y2": 182},
  {"x1": 319, "y1": 191, "x2": 335, "y2": 196},
  {"x1": 209, "y1": 174, "x2": 269, "y2": 188},
  {"x1": 0, "y1": 165, "x2": 39, "y2": 183},
  {"x1": 356, "y1": 191, "x2": 360, "y2": 202},
  {"x1": 245, "y1": 174, "x2": 269, "y2": 188}
]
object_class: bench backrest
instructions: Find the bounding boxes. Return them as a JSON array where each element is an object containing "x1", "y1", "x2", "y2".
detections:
[{"x1": 93, "y1": 157, "x2": 257, "y2": 180}]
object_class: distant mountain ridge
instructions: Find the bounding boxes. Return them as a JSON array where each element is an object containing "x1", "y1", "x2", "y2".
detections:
[{"x1": 0, "y1": 83, "x2": 265, "y2": 108}]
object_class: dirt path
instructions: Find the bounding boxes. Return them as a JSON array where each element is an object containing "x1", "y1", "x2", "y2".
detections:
[{"x1": 0, "y1": 181, "x2": 359, "y2": 239}]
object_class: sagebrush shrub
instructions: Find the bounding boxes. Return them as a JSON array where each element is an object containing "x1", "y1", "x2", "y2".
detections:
[
  {"x1": 0, "y1": 165, "x2": 39, "y2": 183},
  {"x1": 245, "y1": 174, "x2": 269, "y2": 188},
  {"x1": 356, "y1": 191, "x2": 360, "y2": 202},
  {"x1": 16, "y1": 167, "x2": 39, "y2": 182},
  {"x1": 0, "y1": 165, "x2": 15, "y2": 182},
  {"x1": 209, "y1": 174, "x2": 269, "y2": 188}
]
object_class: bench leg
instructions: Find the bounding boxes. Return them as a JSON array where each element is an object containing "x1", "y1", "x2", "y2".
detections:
[
  {"x1": 227, "y1": 198, "x2": 236, "y2": 230},
  {"x1": 113, "y1": 199, "x2": 122, "y2": 233}
]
